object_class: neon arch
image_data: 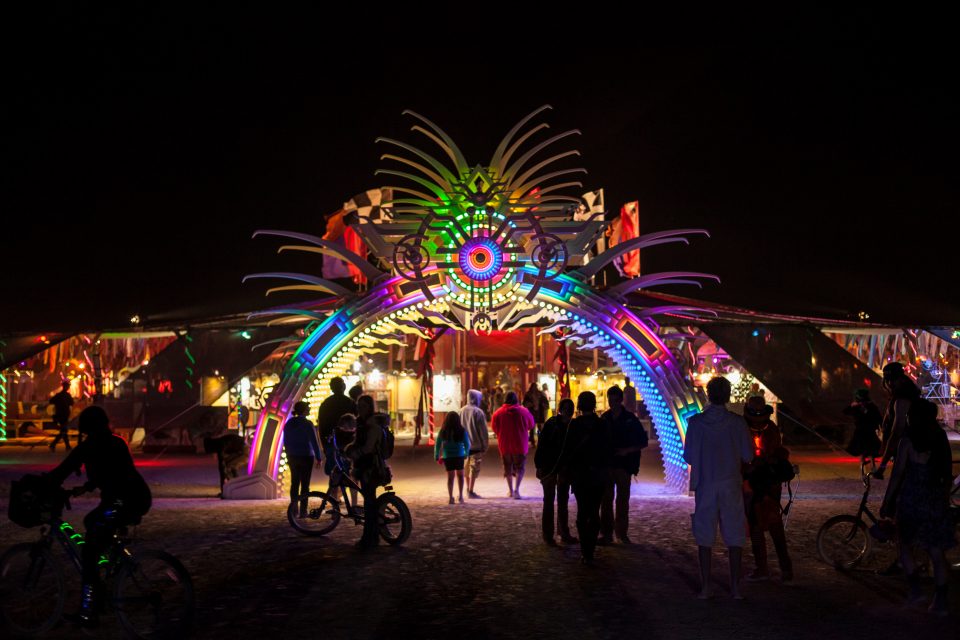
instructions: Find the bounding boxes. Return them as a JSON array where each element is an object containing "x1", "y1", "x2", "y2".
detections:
[{"x1": 245, "y1": 107, "x2": 716, "y2": 494}]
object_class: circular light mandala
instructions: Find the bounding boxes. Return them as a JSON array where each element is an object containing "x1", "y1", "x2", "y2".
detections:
[{"x1": 458, "y1": 237, "x2": 503, "y2": 281}]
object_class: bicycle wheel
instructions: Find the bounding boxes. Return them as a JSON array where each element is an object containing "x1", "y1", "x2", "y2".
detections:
[
  {"x1": 288, "y1": 491, "x2": 342, "y2": 536},
  {"x1": 0, "y1": 543, "x2": 66, "y2": 636},
  {"x1": 817, "y1": 515, "x2": 871, "y2": 569},
  {"x1": 377, "y1": 493, "x2": 412, "y2": 545},
  {"x1": 114, "y1": 549, "x2": 194, "y2": 639}
]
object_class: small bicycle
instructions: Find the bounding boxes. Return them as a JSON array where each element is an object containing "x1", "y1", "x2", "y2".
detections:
[
  {"x1": 816, "y1": 462, "x2": 887, "y2": 569},
  {"x1": 0, "y1": 481, "x2": 194, "y2": 638},
  {"x1": 287, "y1": 441, "x2": 411, "y2": 545}
]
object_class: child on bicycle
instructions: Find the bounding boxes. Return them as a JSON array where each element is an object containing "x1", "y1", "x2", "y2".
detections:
[{"x1": 45, "y1": 405, "x2": 152, "y2": 628}]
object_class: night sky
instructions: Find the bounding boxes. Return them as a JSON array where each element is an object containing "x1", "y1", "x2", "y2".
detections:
[{"x1": 6, "y1": 9, "x2": 959, "y2": 333}]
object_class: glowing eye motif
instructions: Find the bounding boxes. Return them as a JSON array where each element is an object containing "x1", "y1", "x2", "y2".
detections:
[{"x1": 459, "y1": 237, "x2": 503, "y2": 281}]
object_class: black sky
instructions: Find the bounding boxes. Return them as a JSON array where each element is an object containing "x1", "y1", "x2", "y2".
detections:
[{"x1": 5, "y1": 9, "x2": 959, "y2": 332}]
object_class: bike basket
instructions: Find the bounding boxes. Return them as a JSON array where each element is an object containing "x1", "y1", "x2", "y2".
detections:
[{"x1": 8, "y1": 474, "x2": 62, "y2": 528}]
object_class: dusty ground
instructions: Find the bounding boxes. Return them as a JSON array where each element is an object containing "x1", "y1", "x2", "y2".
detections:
[{"x1": 0, "y1": 440, "x2": 957, "y2": 639}]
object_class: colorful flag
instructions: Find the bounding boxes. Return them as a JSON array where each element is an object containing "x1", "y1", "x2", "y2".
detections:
[{"x1": 619, "y1": 201, "x2": 640, "y2": 277}]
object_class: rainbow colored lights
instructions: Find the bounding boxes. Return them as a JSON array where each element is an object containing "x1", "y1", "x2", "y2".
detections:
[
  {"x1": 249, "y1": 266, "x2": 702, "y2": 491},
  {"x1": 459, "y1": 237, "x2": 503, "y2": 281}
]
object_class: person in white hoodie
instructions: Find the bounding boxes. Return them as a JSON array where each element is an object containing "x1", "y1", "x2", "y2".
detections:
[
  {"x1": 460, "y1": 389, "x2": 490, "y2": 499},
  {"x1": 683, "y1": 376, "x2": 754, "y2": 600}
]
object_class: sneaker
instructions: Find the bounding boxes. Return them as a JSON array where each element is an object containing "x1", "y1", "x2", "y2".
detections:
[
  {"x1": 560, "y1": 534, "x2": 579, "y2": 544},
  {"x1": 468, "y1": 491, "x2": 482, "y2": 499},
  {"x1": 616, "y1": 535, "x2": 633, "y2": 545},
  {"x1": 513, "y1": 492, "x2": 522, "y2": 500},
  {"x1": 543, "y1": 536, "x2": 558, "y2": 547},
  {"x1": 449, "y1": 497, "x2": 455, "y2": 505},
  {"x1": 746, "y1": 570, "x2": 770, "y2": 582}
]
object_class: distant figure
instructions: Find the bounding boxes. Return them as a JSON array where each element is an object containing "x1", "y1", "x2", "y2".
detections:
[
  {"x1": 874, "y1": 362, "x2": 920, "y2": 479},
  {"x1": 283, "y1": 401, "x2": 322, "y2": 517},
  {"x1": 881, "y1": 399, "x2": 955, "y2": 615},
  {"x1": 683, "y1": 376, "x2": 753, "y2": 599},
  {"x1": 842, "y1": 388, "x2": 882, "y2": 467},
  {"x1": 623, "y1": 377, "x2": 638, "y2": 414},
  {"x1": 491, "y1": 391, "x2": 536, "y2": 499},
  {"x1": 345, "y1": 395, "x2": 384, "y2": 550},
  {"x1": 566, "y1": 392, "x2": 612, "y2": 564},
  {"x1": 523, "y1": 382, "x2": 548, "y2": 446},
  {"x1": 48, "y1": 381, "x2": 74, "y2": 451},
  {"x1": 435, "y1": 411, "x2": 471, "y2": 504},
  {"x1": 535, "y1": 397, "x2": 577, "y2": 546},
  {"x1": 317, "y1": 377, "x2": 357, "y2": 477},
  {"x1": 46, "y1": 406, "x2": 152, "y2": 627},
  {"x1": 493, "y1": 387, "x2": 504, "y2": 413},
  {"x1": 742, "y1": 396, "x2": 793, "y2": 582},
  {"x1": 460, "y1": 389, "x2": 489, "y2": 499},
  {"x1": 236, "y1": 404, "x2": 250, "y2": 440},
  {"x1": 600, "y1": 385, "x2": 648, "y2": 545},
  {"x1": 348, "y1": 383, "x2": 364, "y2": 404}
]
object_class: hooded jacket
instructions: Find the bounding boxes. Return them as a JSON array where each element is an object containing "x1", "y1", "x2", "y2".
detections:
[
  {"x1": 491, "y1": 403, "x2": 535, "y2": 456},
  {"x1": 682, "y1": 404, "x2": 753, "y2": 490},
  {"x1": 460, "y1": 389, "x2": 489, "y2": 454}
]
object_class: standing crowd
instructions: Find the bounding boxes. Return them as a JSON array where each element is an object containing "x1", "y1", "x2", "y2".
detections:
[{"x1": 278, "y1": 367, "x2": 954, "y2": 613}]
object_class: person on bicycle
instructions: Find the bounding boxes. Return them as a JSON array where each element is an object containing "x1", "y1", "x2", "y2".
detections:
[
  {"x1": 345, "y1": 395, "x2": 385, "y2": 550},
  {"x1": 45, "y1": 405, "x2": 152, "y2": 628}
]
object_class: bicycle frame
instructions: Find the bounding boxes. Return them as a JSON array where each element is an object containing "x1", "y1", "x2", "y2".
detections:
[{"x1": 325, "y1": 434, "x2": 393, "y2": 524}]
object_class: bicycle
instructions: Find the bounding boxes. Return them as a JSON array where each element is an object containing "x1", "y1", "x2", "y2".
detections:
[
  {"x1": 816, "y1": 462, "x2": 888, "y2": 569},
  {"x1": 287, "y1": 436, "x2": 412, "y2": 545},
  {"x1": 0, "y1": 481, "x2": 194, "y2": 638}
]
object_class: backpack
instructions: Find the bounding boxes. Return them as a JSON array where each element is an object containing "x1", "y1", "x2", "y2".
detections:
[
  {"x1": 373, "y1": 413, "x2": 394, "y2": 460},
  {"x1": 380, "y1": 427, "x2": 395, "y2": 460}
]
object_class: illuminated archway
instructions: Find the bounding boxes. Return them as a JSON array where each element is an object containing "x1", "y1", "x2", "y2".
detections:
[{"x1": 246, "y1": 107, "x2": 716, "y2": 494}]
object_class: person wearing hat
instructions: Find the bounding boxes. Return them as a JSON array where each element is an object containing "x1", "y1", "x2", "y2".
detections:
[
  {"x1": 742, "y1": 395, "x2": 793, "y2": 582},
  {"x1": 874, "y1": 362, "x2": 920, "y2": 480},
  {"x1": 842, "y1": 388, "x2": 882, "y2": 468},
  {"x1": 45, "y1": 406, "x2": 152, "y2": 628}
]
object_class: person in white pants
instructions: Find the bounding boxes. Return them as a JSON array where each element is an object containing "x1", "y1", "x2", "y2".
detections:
[{"x1": 683, "y1": 377, "x2": 754, "y2": 599}]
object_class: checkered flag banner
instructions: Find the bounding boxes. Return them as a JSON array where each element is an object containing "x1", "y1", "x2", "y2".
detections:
[
  {"x1": 344, "y1": 188, "x2": 394, "y2": 221},
  {"x1": 574, "y1": 188, "x2": 604, "y2": 221}
]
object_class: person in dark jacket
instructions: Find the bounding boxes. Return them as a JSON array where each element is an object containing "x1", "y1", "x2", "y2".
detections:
[
  {"x1": 345, "y1": 395, "x2": 384, "y2": 549},
  {"x1": 742, "y1": 396, "x2": 793, "y2": 582},
  {"x1": 881, "y1": 399, "x2": 956, "y2": 615},
  {"x1": 317, "y1": 377, "x2": 357, "y2": 476},
  {"x1": 842, "y1": 388, "x2": 882, "y2": 467},
  {"x1": 46, "y1": 406, "x2": 152, "y2": 627},
  {"x1": 283, "y1": 401, "x2": 323, "y2": 517},
  {"x1": 48, "y1": 381, "x2": 74, "y2": 451},
  {"x1": 600, "y1": 385, "x2": 647, "y2": 545},
  {"x1": 535, "y1": 398, "x2": 577, "y2": 546},
  {"x1": 567, "y1": 392, "x2": 612, "y2": 564},
  {"x1": 523, "y1": 382, "x2": 548, "y2": 445}
]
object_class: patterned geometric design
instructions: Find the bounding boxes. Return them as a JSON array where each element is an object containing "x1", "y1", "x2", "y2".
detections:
[{"x1": 246, "y1": 107, "x2": 718, "y2": 493}]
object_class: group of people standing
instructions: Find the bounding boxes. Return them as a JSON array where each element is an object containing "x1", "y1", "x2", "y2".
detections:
[
  {"x1": 282, "y1": 377, "x2": 389, "y2": 549},
  {"x1": 531, "y1": 385, "x2": 648, "y2": 563}
]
